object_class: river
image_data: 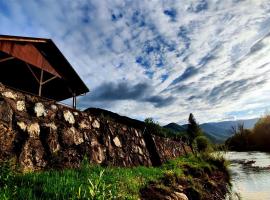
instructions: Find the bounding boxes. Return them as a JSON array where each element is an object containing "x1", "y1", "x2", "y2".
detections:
[{"x1": 223, "y1": 151, "x2": 270, "y2": 200}]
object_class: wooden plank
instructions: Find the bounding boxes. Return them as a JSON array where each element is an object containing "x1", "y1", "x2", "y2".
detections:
[{"x1": 0, "y1": 36, "x2": 47, "y2": 43}]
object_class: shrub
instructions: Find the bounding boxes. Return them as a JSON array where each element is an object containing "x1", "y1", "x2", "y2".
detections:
[{"x1": 193, "y1": 136, "x2": 211, "y2": 152}]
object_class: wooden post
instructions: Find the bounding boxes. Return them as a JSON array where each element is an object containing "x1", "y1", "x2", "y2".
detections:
[
  {"x1": 72, "y1": 92, "x2": 77, "y2": 109},
  {"x1": 38, "y1": 70, "x2": 44, "y2": 96}
]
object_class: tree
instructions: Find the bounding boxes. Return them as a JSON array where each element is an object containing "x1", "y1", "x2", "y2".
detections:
[
  {"x1": 187, "y1": 113, "x2": 202, "y2": 152},
  {"x1": 144, "y1": 118, "x2": 163, "y2": 136}
]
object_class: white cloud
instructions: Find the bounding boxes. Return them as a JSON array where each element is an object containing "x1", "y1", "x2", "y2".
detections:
[{"x1": 1, "y1": 0, "x2": 270, "y2": 124}]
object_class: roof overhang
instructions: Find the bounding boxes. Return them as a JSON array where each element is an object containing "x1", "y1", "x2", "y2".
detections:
[{"x1": 0, "y1": 35, "x2": 89, "y2": 101}]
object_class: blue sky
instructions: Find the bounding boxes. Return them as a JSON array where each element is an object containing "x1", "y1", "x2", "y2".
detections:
[{"x1": 1, "y1": 0, "x2": 270, "y2": 124}]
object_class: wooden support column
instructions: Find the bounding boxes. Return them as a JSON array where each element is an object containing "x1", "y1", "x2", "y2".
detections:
[
  {"x1": 72, "y1": 92, "x2": 77, "y2": 109},
  {"x1": 38, "y1": 70, "x2": 44, "y2": 96},
  {"x1": 25, "y1": 63, "x2": 58, "y2": 97}
]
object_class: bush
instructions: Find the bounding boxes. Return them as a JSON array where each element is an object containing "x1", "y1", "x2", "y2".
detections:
[{"x1": 193, "y1": 136, "x2": 211, "y2": 152}]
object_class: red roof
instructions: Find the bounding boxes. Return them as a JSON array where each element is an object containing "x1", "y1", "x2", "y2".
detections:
[{"x1": 0, "y1": 35, "x2": 89, "y2": 101}]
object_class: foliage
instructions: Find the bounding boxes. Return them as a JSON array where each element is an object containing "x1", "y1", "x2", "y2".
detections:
[
  {"x1": 225, "y1": 123, "x2": 251, "y2": 151},
  {"x1": 193, "y1": 136, "x2": 211, "y2": 152},
  {"x1": 225, "y1": 115, "x2": 270, "y2": 151},
  {"x1": 187, "y1": 113, "x2": 203, "y2": 145},
  {"x1": 144, "y1": 118, "x2": 184, "y2": 139}
]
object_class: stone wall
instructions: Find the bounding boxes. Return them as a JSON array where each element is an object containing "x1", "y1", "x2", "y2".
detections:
[
  {"x1": 0, "y1": 83, "x2": 189, "y2": 171},
  {"x1": 152, "y1": 135, "x2": 190, "y2": 163}
]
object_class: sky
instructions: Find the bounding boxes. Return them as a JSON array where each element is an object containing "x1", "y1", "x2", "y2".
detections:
[{"x1": 1, "y1": 0, "x2": 270, "y2": 125}]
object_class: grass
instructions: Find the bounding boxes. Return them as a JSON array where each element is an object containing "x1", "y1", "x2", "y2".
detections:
[{"x1": 0, "y1": 153, "x2": 230, "y2": 200}]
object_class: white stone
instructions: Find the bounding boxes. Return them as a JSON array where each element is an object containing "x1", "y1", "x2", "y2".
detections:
[
  {"x1": 92, "y1": 120, "x2": 100, "y2": 128},
  {"x1": 134, "y1": 129, "x2": 140, "y2": 137},
  {"x1": 90, "y1": 139, "x2": 105, "y2": 164},
  {"x1": 17, "y1": 121, "x2": 27, "y2": 131},
  {"x1": 73, "y1": 112, "x2": 79, "y2": 116},
  {"x1": 2, "y1": 91, "x2": 17, "y2": 99},
  {"x1": 134, "y1": 146, "x2": 144, "y2": 155},
  {"x1": 34, "y1": 102, "x2": 46, "y2": 117},
  {"x1": 27, "y1": 123, "x2": 40, "y2": 138},
  {"x1": 113, "y1": 136, "x2": 122, "y2": 147},
  {"x1": 79, "y1": 120, "x2": 90, "y2": 129},
  {"x1": 63, "y1": 110, "x2": 75, "y2": 124},
  {"x1": 89, "y1": 116, "x2": 92, "y2": 122},
  {"x1": 45, "y1": 123, "x2": 57, "y2": 131},
  {"x1": 69, "y1": 127, "x2": 84, "y2": 145},
  {"x1": 51, "y1": 105, "x2": 57, "y2": 110},
  {"x1": 174, "y1": 192, "x2": 189, "y2": 200},
  {"x1": 140, "y1": 139, "x2": 146, "y2": 147},
  {"x1": 16, "y1": 101, "x2": 26, "y2": 111}
]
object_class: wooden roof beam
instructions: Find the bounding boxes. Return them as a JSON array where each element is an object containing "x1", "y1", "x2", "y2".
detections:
[
  {"x1": 0, "y1": 56, "x2": 14, "y2": 63},
  {"x1": 0, "y1": 36, "x2": 47, "y2": 43},
  {"x1": 25, "y1": 62, "x2": 40, "y2": 84},
  {"x1": 41, "y1": 75, "x2": 57, "y2": 85}
]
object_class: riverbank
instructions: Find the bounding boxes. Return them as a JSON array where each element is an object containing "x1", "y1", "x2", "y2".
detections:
[{"x1": 0, "y1": 153, "x2": 230, "y2": 200}]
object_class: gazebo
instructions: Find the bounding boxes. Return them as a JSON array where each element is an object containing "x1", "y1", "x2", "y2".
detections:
[{"x1": 0, "y1": 35, "x2": 89, "y2": 108}]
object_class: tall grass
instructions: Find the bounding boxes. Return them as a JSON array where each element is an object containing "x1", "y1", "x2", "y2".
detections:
[{"x1": 0, "y1": 153, "x2": 229, "y2": 200}]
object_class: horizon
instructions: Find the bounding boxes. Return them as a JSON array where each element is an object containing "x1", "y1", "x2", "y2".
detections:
[{"x1": 1, "y1": 1, "x2": 270, "y2": 124}]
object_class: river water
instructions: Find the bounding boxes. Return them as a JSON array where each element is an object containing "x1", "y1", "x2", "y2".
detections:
[{"x1": 223, "y1": 151, "x2": 270, "y2": 200}]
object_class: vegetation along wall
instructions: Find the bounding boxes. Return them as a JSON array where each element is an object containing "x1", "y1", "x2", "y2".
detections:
[{"x1": 0, "y1": 83, "x2": 190, "y2": 172}]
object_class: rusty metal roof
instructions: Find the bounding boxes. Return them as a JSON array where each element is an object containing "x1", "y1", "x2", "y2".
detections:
[{"x1": 0, "y1": 35, "x2": 89, "y2": 101}]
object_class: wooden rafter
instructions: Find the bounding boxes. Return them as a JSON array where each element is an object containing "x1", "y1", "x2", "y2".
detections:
[
  {"x1": 25, "y1": 62, "x2": 58, "y2": 96},
  {"x1": 25, "y1": 63, "x2": 39, "y2": 83},
  {"x1": 0, "y1": 56, "x2": 14, "y2": 63},
  {"x1": 41, "y1": 75, "x2": 57, "y2": 85}
]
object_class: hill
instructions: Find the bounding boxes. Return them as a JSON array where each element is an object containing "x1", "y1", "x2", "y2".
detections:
[
  {"x1": 163, "y1": 123, "x2": 186, "y2": 133},
  {"x1": 85, "y1": 108, "x2": 259, "y2": 143},
  {"x1": 163, "y1": 118, "x2": 259, "y2": 143},
  {"x1": 163, "y1": 123, "x2": 221, "y2": 143}
]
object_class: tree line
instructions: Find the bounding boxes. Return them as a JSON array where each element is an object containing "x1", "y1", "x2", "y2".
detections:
[
  {"x1": 145, "y1": 113, "x2": 212, "y2": 153},
  {"x1": 225, "y1": 115, "x2": 270, "y2": 152}
]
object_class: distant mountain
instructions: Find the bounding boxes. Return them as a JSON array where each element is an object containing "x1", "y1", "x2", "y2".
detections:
[
  {"x1": 163, "y1": 123, "x2": 221, "y2": 143},
  {"x1": 85, "y1": 108, "x2": 259, "y2": 143},
  {"x1": 164, "y1": 123, "x2": 186, "y2": 133},
  {"x1": 164, "y1": 118, "x2": 259, "y2": 143},
  {"x1": 200, "y1": 118, "x2": 259, "y2": 142}
]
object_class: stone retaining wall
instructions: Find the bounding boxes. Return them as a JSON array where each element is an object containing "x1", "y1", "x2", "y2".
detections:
[{"x1": 0, "y1": 83, "x2": 190, "y2": 171}]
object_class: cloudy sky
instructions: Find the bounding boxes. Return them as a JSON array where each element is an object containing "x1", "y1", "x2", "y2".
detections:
[{"x1": 1, "y1": 0, "x2": 270, "y2": 124}]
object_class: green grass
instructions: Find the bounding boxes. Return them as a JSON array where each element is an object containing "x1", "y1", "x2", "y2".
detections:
[{"x1": 0, "y1": 153, "x2": 229, "y2": 200}]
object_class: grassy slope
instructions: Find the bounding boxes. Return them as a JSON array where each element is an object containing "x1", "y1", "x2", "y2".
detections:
[{"x1": 0, "y1": 154, "x2": 230, "y2": 200}]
